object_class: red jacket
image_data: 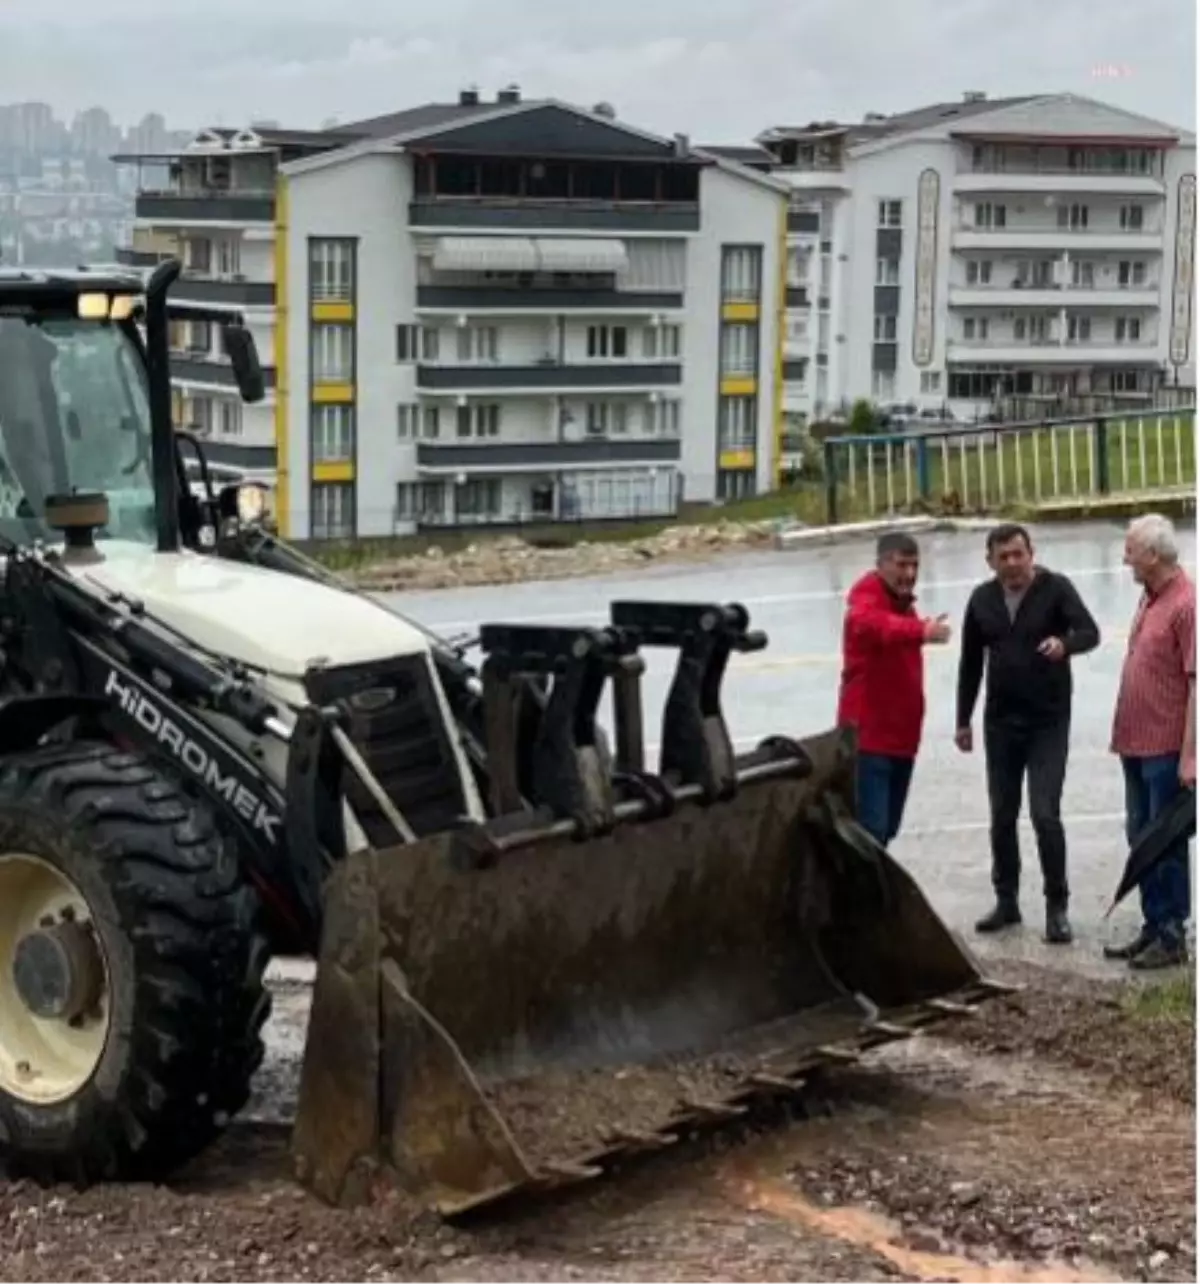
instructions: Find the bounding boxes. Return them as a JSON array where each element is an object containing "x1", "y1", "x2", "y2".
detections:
[{"x1": 836, "y1": 570, "x2": 927, "y2": 758}]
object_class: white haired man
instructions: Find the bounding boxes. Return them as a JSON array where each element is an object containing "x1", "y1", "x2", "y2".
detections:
[{"x1": 1106, "y1": 513, "x2": 1196, "y2": 970}]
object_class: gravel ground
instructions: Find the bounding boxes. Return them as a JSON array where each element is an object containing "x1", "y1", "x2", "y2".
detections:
[
  {"x1": 2, "y1": 961, "x2": 1192, "y2": 1283},
  {"x1": 937, "y1": 958, "x2": 1196, "y2": 1106}
]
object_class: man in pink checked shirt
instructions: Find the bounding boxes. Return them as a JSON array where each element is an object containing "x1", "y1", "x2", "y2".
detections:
[{"x1": 1106, "y1": 513, "x2": 1197, "y2": 971}]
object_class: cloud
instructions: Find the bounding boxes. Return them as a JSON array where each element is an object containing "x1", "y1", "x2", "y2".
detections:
[{"x1": 0, "y1": 0, "x2": 1192, "y2": 138}]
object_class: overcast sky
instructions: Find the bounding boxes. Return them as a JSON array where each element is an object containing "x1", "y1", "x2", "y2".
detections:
[{"x1": 2, "y1": 0, "x2": 1195, "y2": 141}]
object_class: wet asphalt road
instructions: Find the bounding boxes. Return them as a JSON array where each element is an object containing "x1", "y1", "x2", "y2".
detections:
[{"x1": 382, "y1": 518, "x2": 1197, "y2": 979}]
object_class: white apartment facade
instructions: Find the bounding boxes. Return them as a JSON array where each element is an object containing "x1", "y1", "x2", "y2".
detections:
[
  {"x1": 114, "y1": 124, "x2": 348, "y2": 486},
  {"x1": 278, "y1": 94, "x2": 786, "y2": 540},
  {"x1": 757, "y1": 93, "x2": 1197, "y2": 426}
]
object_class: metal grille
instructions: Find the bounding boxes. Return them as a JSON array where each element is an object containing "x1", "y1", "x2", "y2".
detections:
[{"x1": 304, "y1": 654, "x2": 468, "y2": 844}]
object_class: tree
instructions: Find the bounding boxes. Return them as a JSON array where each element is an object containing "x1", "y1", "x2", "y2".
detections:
[{"x1": 849, "y1": 398, "x2": 877, "y2": 436}]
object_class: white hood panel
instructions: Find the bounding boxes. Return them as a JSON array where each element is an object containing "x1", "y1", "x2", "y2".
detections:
[{"x1": 72, "y1": 542, "x2": 432, "y2": 676}]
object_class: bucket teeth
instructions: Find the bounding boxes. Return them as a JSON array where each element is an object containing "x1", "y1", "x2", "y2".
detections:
[
  {"x1": 925, "y1": 997, "x2": 976, "y2": 1017},
  {"x1": 746, "y1": 1072, "x2": 807, "y2": 1093},
  {"x1": 603, "y1": 1126, "x2": 678, "y2": 1152},
  {"x1": 679, "y1": 1097, "x2": 749, "y2": 1122},
  {"x1": 815, "y1": 1044, "x2": 861, "y2": 1064},
  {"x1": 537, "y1": 1160, "x2": 604, "y2": 1185},
  {"x1": 866, "y1": 1020, "x2": 915, "y2": 1039}
]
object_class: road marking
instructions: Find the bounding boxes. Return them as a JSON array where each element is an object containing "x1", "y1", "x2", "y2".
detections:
[
  {"x1": 899, "y1": 810, "x2": 1125, "y2": 838},
  {"x1": 422, "y1": 559, "x2": 1194, "y2": 634},
  {"x1": 730, "y1": 626, "x2": 1131, "y2": 672}
]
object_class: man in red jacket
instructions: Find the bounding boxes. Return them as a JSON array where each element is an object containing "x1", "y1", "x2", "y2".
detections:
[{"x1": 837, "y1": 531, "x2": 952, "y2": 847}]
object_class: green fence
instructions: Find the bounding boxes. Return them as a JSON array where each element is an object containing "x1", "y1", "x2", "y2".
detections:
[{"x1": 822, "y1": 407, "x2": 1197, "y2": 524}]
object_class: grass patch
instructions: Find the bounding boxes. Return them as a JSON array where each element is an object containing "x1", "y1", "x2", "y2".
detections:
[
  {"x1": 1123, "y1": 970, "x2": 1196, "y2": 1023},
  {"x1": 297, "y1": 414, "x2": 1195, "y2": 572},
  {"x1": 834, "y1": 414, "x2": 1196, "y2": 519}
]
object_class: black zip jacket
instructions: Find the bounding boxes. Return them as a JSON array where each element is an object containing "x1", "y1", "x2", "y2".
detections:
[{"x1": 956, "y1": 566, "x2": 1101, "y2": 729}]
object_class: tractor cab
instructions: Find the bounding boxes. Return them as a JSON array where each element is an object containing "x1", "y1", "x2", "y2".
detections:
[{"x1": 0, "y1": 261, "x2": 267, "y2": 558}]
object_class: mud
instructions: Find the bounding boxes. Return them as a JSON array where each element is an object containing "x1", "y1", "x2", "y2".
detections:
[
  {"x1": 935, "y1": 958, "x2": 1196, "y2": 1106},
  {"x1": 484, "y1": 1006, "x2": 871, "y2": 1170},
  {"x1": 2, "y1": 960, "x2": 1193, "y2": 1282},
  {"x1": 488, "y1": 1059, "x2": 749, "y2": 1170}
]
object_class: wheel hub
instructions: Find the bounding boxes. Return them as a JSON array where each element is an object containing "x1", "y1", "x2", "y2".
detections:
[{"x1": 12, "y1": 921, "x2": 103, "y2": 1022}]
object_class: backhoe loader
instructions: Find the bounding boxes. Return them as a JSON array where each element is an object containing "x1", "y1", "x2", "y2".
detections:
[{"x1": 0, "y1": 259, "x2": 1010, "y2": 1218}]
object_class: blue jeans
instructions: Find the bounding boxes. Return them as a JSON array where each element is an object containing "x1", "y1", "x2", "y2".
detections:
[
  {"x1": 856, "y1": 753, "x2": 916, "y2": 848},
  {"x1": 1121, "y1": 753, "x2": 1192, "y2": 946}
]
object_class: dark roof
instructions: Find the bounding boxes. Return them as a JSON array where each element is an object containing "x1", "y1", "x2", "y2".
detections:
[
  {"x1": 254, "y1": 127, "x2": 356, "y2": 148},
  {"x1": 758, "y1": 94, "x2": 1039, "y2": 146},
  {"x1": 329, "y1": 99, "x2": 539, "y2": 140},
  {"x1": 700, "y1": 144, "x2": 776, "y2": 169}
]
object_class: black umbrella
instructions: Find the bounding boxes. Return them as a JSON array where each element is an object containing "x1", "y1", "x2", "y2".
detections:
[{"x1": 1106, "y1": 786, "x2": 1197, "y2": 916}]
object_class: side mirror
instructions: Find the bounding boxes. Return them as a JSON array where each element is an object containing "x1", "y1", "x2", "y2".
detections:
[{"x1": 222, "y1": 324, "x2": 266, "y2": 404}]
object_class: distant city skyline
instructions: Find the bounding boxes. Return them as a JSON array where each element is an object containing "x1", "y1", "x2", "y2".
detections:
[{"x1": 0, "y1": 0, "x2": 1193, "y2": 144}]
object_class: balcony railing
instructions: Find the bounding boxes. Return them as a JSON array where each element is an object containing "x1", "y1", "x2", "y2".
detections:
[
  {"x1": 416, "y1": 361, "x2": 683, "y2": 391},
  {"x1": 409, "y1": 196, "x2": 700, "y2": 233},
  {"x1": 415, "y1": 436, "x2": 681, "y2": 469},
  {"x1": 956, "y1": 219, "x2": 1162, "y2": 237},
  {"x1": 136, "y1": 189, "x2": 277, "y2": 222}
]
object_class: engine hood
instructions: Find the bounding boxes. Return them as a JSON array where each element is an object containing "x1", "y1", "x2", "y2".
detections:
[{"x1": 70, "y1": 541, "x2": 432, "y2": 676}]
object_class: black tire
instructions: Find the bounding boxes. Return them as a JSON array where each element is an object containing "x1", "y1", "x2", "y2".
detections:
[{"x1": 0, "y1": 740, "x2": 271, "y2": 1184}]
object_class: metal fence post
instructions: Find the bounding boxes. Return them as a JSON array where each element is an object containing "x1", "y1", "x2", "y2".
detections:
[
  {"x1": 824, "y1": 439, "x2": 839, "y2": 525},
  {"x1": 915, "y1": 436, "x2": 931, "y2": 502},
  {"x1": 1094, "y1": 417, "x2": 1110, "y2": 495}
]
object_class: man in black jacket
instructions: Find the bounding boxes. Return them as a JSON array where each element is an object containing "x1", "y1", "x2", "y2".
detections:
[{"x1": 955, "y1": 523, "x2": 1101, "y2": 944}]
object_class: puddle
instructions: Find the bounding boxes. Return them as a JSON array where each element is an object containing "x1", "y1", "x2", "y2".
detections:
[{"x1": 726, "y1": 1179, "x2": 1120, "y2": 1284}]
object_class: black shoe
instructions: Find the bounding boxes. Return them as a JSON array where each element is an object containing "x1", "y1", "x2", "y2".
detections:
[
  {"x1": 975, "y1": 898, "x2": 1022, "y2": 933},
  {"x1": 1045, "y1": 904, "x2": 1073, "y2": 945},
  {"x1": 1103, "y1": 927, "x2": 1155, "y2": 960},
  {"x1": 1129, "y1": 936, "x2": 1189, "y2": 971}
]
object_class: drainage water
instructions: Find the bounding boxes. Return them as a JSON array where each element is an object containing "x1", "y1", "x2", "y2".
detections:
[{"x1": 729, "y1": 1179, "x2": 1121, "y2": 1284}]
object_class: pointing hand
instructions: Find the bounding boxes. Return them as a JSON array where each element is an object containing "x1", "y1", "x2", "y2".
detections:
[{"x1": 923, "y1": 614, "x2": 952, "y2": 644}]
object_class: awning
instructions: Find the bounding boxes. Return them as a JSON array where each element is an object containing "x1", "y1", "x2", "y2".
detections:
[
  {"x1": 432, "y1": 236, "x2": 539, "y2": 273},
  {"x1": 532, "y1": 238, "x2": 628, "y2": 274},
  {"x1": 431, "y1": 235, "x2": 629, "y2": 275}
]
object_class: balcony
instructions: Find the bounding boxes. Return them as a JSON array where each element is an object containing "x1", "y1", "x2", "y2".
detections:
[
  {"x1": 415, "y1": 436, "x2": 681, "y2": 471},
  {"x1": 952, "y1": 223, "x2": 1162, "y2": 253},
  {"x1": 409, "y1": 197, "x2": 700, "y2": 234},
  {"x1": 947, "y1": 338, "x2": 1160, "y2": 364},
  {"x1": 170, "y1": 353, "x2": 278, "y2": 389},
  {"x1": 949, "y1": 284, "x2": 1161, "y2": 309},
  {"x1": 953, "y1": 172, "x2": 1164, "y2": 197},
  {"x1": 136, "y1": 190, "x2": 276, "y2": 224},
  {"x1": 416, "y1": 286, "x2": 683, "y2": 312},
  {"x1": 173, "y1": 275, "x2": 276, "y2": 307},
  {"x1": 787, "y1": 211, "x2": 821, "y2": 235},
  {"x1": 416, "y1": 362, "x2": 683, "y2": 393}
]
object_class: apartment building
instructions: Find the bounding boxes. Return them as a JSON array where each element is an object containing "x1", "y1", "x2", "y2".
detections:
[
  {"x1": 754, "y1": 92, "x2": 1196, "y2": 427},
  {"x1": 113, "y1": 125, "x2": 350, "y2": 484},
  {"x1": 115, "y1": 90, "x2": 787, "y2": 537}
]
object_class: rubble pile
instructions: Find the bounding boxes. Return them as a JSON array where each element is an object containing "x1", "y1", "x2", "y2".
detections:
[{"x1": 348, "y1": 520, "x2": 781, "y2": 591}]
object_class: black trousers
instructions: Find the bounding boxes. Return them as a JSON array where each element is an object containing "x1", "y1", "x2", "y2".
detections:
[{"x1": 983, "y1": 715, "x2": 1070, "y2": 906}]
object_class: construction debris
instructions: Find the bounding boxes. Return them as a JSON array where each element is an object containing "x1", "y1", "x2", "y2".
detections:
[{"x1": 348, "y1": 521, "x2": 781, "y2": 591}]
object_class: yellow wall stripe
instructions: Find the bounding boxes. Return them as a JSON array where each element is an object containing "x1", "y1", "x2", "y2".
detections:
[
  {"x1": 773, "y1": 197, "x2": 787, "y2": 489},
  {"x1": 273, "y1": 174, "x2": 290, "y2": 536},
  {"x1": 719, "y1": 449, "x2": 756, "y2": 471},
  {"x1": 312, "y1": 382, "x2": 355, "y2": 404},
  {"x1": 312, "y1": 460, "x2": 355, "y2": 483},
  {"x1": 311, "y1": 301, "x2": 354, "y2": 323},
  {"x1": 720, "y1": 376, "x2": 758, "y2": 397},
  {"x1": 722, "y1": 301, "x2": 759, "y2": 322}
]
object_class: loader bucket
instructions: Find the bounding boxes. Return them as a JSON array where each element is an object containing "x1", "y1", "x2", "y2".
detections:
[{"x1": 292, "y1": 718, "x2": 1009, "y2": 1219}]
